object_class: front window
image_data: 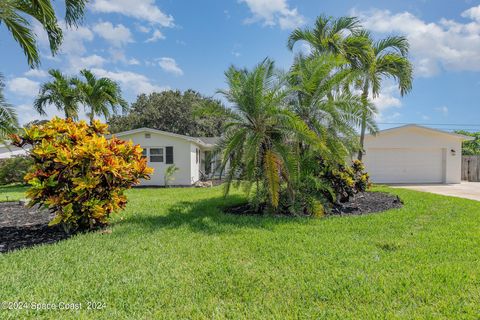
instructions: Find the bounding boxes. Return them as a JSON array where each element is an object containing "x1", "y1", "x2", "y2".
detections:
[
  {"x1": 150, "y1": 148, "x2": 164, "y2": 162},
  {"x1": 141, "y1": 148, "x2": 147, "y2": 159}
]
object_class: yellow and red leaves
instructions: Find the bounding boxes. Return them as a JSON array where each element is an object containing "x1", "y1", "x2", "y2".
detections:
[{"x1": 19, "y1": 117, "x2": 153, "y2": 231}]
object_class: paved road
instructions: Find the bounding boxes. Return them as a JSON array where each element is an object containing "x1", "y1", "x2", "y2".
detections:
[{"x1": 393, "y1": 181, "x2": 480, "y2": 201}]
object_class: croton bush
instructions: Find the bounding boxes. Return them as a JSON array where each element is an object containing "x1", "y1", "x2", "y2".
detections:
[{"x1": 12, "y1": 117, "x2": 153, "y2": 232}]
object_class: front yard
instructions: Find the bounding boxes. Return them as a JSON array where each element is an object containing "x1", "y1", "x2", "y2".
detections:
[{"x1": 0, "y1": 186, "x2": 479, "y2": 319}]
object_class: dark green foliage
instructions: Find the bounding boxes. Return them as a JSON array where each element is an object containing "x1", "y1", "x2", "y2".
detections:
[
  {"x1": 108, "y1": 90, "x2": 231, "y2": 137},
  {"x1": 0, "y1": 156, "x2": 32, "y2": 185},
  {"x1": 455, "y1": 130, "x2": 480, "y2": 155},
  {"x1": 322, "y1": 159, "x2": 371, "y2": 203}
]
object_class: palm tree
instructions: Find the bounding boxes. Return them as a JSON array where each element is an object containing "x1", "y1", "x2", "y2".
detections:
[
  {"x1": 217, "y1": 58, "x2": 319, "y2": 210},
  {"x1": 356, "y1": 33, "x2": 413, "y2": 160},
  {"x1": 288, "y1": 54, "x2": 377, "y2": 161},
  {"x1": 287, "y1": 15, "x2": 370, "y2": 69},
  {"x1": 74, "y1": 69, "x2": 128, "y2": 123},
  {"x1": 0, "y1": 0, "x2": 87, "y2": 68},
  {"x1": 34, "y1": 69, "x2": 81, "y2": 120},
  {"x1": 0, "y1": 75, "x2": 18, "y2": 140}
]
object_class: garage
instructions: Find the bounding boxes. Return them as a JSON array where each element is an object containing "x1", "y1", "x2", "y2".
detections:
[
  {"x1": 362, "y1": 125, "x2": 473, "y2": 184},
  {"x1": 364, "y1": 148, "x2": 444, "y2": 183}
]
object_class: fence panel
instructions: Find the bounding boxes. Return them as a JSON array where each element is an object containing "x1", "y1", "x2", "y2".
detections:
[{"x1": 462, "y1": 155, "x2": 480, "y2": 182}]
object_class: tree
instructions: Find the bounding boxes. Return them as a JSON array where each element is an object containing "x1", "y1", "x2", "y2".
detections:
[
  {"x1": 217, "y1": 59, "x2": 319, "y2": 210},
  {"x1": 0, "y1": 74, "x2": 18, "y2": 140},
  {"x1": 74, "y1": 69, "x2": 128, "y2": 123},
  {"x1": 34, "y1": 69, "x2": 81, "y2": 120},
  {"x1": 287, "y1": 53, "x2": 377, "y2": 160},
  {"x1": 355, "y1": 32, "x2": 413, "y2": 160},
  {"x1": 287, "y1": 15, "x2": 370, "y2": 69},
  {"x1": 455, "y1": 130, "x2": 480, "y2": 155},
  {"x1": 108, "y1": 90, "x2": 231, "y2": 137},
  {"x1": 0, "y1": 0, "x2": 87, "y2": 68}
]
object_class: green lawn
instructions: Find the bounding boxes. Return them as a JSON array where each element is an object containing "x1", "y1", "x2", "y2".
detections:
[
  {"x1": 1, "y1": 185, "x2": 480, "y2": 319},
  {"x1": 0, "y1": 184, "x2": 28, "y2": 202}
]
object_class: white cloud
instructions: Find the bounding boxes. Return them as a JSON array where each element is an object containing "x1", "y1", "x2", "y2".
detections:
[
  {"x1": 24, "y1": 69, "x2": 48, "y2": 78},
  {"x1": 34, "y1": 21, "x2": 94, "y2": 56},
  {"x1": 90, "y1": 0, "x2": 174, "y2": 27},
  {"x1": 15, "y1": 103, "x2": 86, "y2": 126},
  {"x1": 69, "y1": 54, "x2": 106, "y2": 71},
  {"x1": 128, "y1": 58, "x2": 140, "y2": 65},
  {"x1": 156, "y1": 57, "x2": 183, "y2": 76},
  {"x1": 240, "y1": 0, "x2": 305, "y2": 29},
  {"x1": 7, "y1": 77, "x2": 40, "y2": 98},
  {"x1": 91, "y1": 68, "x2": 169, "y2": 95},
  {"x1": 354, "y1": 7, "x2": 480, "y2": 76},
  {"x1": 372, "y1": 85, "x2": 402, "y2": 112},
  {"x1": 146, "y1": 29, "x2": 165, "y2": 43},
  {"x1": 461, "y1": 5, "x2": 480, "y2": 21},
  {"x1": 435, "y1": 106, "x2": 449, "y2": 116},
  {"x1": 93, "y1": 22, "x2": 133, "y2": 47}
]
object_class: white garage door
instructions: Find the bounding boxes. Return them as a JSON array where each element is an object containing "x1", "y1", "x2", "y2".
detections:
[{"x1": 363, "y1": 148, "x2": 445, "y2": 184}]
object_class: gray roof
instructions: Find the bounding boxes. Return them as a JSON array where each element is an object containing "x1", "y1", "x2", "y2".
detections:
[{"x1": 196, "y1": 137, "x2": 220, "y2": 146}]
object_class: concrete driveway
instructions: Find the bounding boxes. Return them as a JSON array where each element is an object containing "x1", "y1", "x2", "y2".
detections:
[{"x1": 394, "y1": 181, "x2": 480, "y2": 201}]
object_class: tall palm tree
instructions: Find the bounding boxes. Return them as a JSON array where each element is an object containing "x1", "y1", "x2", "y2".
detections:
[
  {"x1": 34, "y1": 69, "x2": 81, "y2": 120},
  {"x1": 0, "y1": 0, "x2": 87, "y2": 68},
  {"x1": 217, "y1": 58, "x2": 319, "y2": 209},
  {"x1": 288, "y1": 54, "x2": 377, "y2": 161},
  {"x1": 74, "y1": 69, "x2": 128, "y2": 123},
  {"x1": 356, "y1": 33, "x2": 413, "y2": 160},
  {"x1": 0, "y1": 74, "x2": 18, "y2": 140},
  {"x1": 287, "y1": 15, "x2": 370, "y2": 69}
]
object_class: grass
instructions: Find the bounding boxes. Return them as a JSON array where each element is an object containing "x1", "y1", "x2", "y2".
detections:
[
  {"x1": 0, "y1": 184, "x2": 28, "y2": 202},
  {"x1": 1, "y1": 185, "x2": 480, "y2": 319}
]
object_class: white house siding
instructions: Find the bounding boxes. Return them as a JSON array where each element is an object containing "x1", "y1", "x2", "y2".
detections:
[
  {"x1": 0, "y1": 145, "x2": 29, "y2": 159},
  {"x1": 115, "y1": 131, "x2": 194, "y2": 186},
  {"x1": 363, "y1": 126, "x2": 465, "y2": 184},
  {"x1": 190, "y1": 143, "x2": 200, "y2": 184}
]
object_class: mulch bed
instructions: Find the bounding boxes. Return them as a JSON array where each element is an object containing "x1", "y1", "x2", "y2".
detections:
[
  {"x1": 0, "y1": 202, "x2": 70, "y2": 253},
  {"x1": 225, "y1": 192, "x2": 403, "y2": 217},
  {"x1": 330, "y1": 192, "x2": 403, "y2": 216}
]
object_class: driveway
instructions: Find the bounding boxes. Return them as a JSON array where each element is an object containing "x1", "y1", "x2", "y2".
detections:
[{"x1": 394, "y1": 181, "x2": 480, "y2": 201}]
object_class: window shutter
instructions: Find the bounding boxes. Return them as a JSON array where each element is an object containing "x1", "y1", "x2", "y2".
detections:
[{"x1": 166, "y1": 146, "x2": 174, "y2": 164}]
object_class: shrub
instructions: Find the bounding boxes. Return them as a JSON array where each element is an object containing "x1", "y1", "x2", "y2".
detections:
[
  {"x1": 323, "y1": 160, "x2": 371, "y2": 203},
  {"x1": 12, "y1": 117, "x2": 153, "y2": 232},
  {"x1": 0, "y1": 156, "x2": 33, "y2": 185}
]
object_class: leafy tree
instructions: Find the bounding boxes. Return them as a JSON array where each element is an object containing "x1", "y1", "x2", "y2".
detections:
[
  {"x1": 287, "y1": 15, "x2": 412, "y2": 160},
  {"x1": 108, "y1": 90, "x2": 231, "y2": 137},
  {"x1": 0, "y1": 0, "x2": 87, "y2": 67},
  {"x1": 34, "y1": 69, "x2": 81, "y2": 120},
  {"x1": 0, "y1": 74, "x2": 18, "y2": 140},
  {"x1": 287, "y1": 53, "x2": 377, "y2": 159},
  {"x1": 287, "y1": 15, "x2": 370, "y2": 69},
  {"x1": 456, "y1": 130, "x2": 480, "y2": 155},
  {"x1": 74, "y1": 69, "x2": 128, "y2": 123},
  {"x1": 217, "y1": 58, "x2": 320, "y2": 210},
  {"x1": 355, "y1": 32, "x2": 413, "y2": 160}
]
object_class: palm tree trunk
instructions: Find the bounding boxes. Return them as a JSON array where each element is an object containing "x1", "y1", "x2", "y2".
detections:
[{"x1": 357, "y1": 83, "x2": 369, "y2": 161}]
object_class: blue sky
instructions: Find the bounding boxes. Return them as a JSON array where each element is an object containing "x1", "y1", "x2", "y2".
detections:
[{"x1": 2, "y1": 0, "x2": 480, "y2": 131}]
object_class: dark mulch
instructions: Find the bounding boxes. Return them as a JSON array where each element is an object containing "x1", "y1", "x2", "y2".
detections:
[
  {"x1": 0, "y1": 202, "x2": 70, "y2": 253},
  {"x1": 224, "y1": 192, "x2": 403, "y2": 217},
  {"x1": 330, "y1": 192, "x2": 403, "y2": 216}
]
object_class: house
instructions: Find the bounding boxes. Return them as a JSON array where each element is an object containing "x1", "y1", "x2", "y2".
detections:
[
  {"x1": 0, "y1": 144, "x2": 30, "y2": 159},
  {"x1": 113, "y1": 128, "x2": 223, "y2": 186},
  {"x1": 363, "y1": 125, "x2": 474, "y2": 184}
]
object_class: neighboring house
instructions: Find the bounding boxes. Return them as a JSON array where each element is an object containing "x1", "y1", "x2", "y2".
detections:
[
  {"x1": 363, "y1": 125, "x2": 474, "y2": 184},
  {"x1": 113, "y1": 128, "x2": 223, "y2": 186},
  {"x1": 0, "y1": 144, "x2": 30, "y2": 159}
]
